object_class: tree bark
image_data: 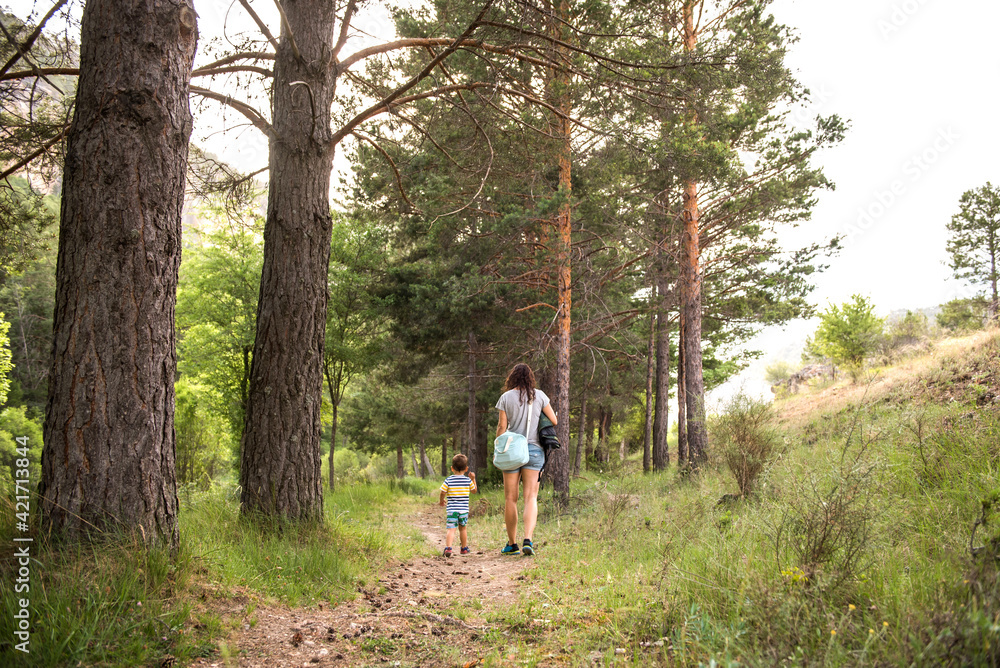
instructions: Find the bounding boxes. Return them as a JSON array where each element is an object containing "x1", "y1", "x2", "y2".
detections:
[
  {"x1": 652, "y1": 280, "x2": 670, "y2": 470},
  {"x1": 420, "y1": 440, "x2": 434, "y2": 478},
  {"x1": 240, "y1": 0, "x2": 337, "y2": 521},
  {"x1": 396, "y1": 443, "x2": 404, "y2": 479},
  {"x1": 39, "y1": 0, "x2": 197, "y2": 546},
  {"x1": 547, "y1": 0, "x2": 574, "y2": 507},
  {"x1": 329, "y1": 403, "x2": 338, "y2": 491},
  {"x1": 681, "y1": 1, "x2": 708, "y2": 468},
  {"x1": 643, "y1": 292, "x2": 655, "y2": 473},
  {"x1": 585, "y1": 411, "x2": 595, "y2": 465},
  {"x1": 677, "y1": 309, "x2": 688, "y2": 465},
  {"x1": 574, "y1": 379, "x2": 587, "y2": 476},
  {"x1": 466, "y1": 331, "x2": 479, "y2": 473},
  {"x1": 442, "y1": 437, "x2": 450, "y2": 477}
]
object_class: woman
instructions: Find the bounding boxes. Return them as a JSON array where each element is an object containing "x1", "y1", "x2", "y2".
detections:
[{"x1": 495, "y1": 363, "x2": 558, "y2": 556}]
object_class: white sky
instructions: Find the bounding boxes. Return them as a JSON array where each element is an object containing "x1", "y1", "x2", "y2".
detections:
[
  {"x1": 712, "y1": 0, "x2": 1000, "y2": 404},
  {"x1": 6, "y1": 0, "x2": 997, "y2": 399}
]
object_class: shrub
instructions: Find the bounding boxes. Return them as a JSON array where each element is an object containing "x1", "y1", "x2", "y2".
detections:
[
  {"x1": 936, "y1": 297, "x2": 989, "y2": 331},
  {"x1": 715, "y1": 393, "x2": 782, "y2": 497},
  {"x1": 770, "y1": 413, "x2": 879, "y2": 597},
  {"x1": 811, "y1": 294, "x2": 885, "y2": 380},
  {"x1": 764, "y1": 360, "x2": 795, "y2": 385}
]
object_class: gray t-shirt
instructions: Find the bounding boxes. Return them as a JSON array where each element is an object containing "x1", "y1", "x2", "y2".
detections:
[{"x1": 495, "y1": 388, "x2": 550, "y2": 446}]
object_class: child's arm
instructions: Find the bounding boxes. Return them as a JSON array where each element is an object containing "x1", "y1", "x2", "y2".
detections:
[
  {"x1": 469, "y1": 471, "x2": 477, "y2": 493},
  {"x1": 439, "y1": 487, "x2": 447, "y2": 507}
]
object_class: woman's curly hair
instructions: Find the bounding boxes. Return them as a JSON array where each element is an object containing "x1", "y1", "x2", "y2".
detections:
[{"x1": 503, "y1": 363, "x2": 536, "y2": 403}]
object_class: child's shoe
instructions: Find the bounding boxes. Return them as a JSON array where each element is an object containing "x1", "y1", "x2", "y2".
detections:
[
  {"x1": 522, "y1": 539, "x2": 534, "y2": 556},
  {"x1": 461, "y1": 546, "x2": 471, "y2": 555},
  {"x1": 501, "y1": 542, "x2": 520, "y2": 555},
  {"x1": 443, "y1": 547, "x2": 453, "y2": 557}
]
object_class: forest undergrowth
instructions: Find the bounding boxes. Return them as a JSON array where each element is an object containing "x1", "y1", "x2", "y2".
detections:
[{"x1": 1, "y1": 331, "x2": 999, "y2": 667}]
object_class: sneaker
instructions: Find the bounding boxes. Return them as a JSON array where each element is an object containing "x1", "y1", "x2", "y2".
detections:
[
  {"x1": 501, "y1": 542, "x2": 520, "y2": 555},
  {"x1": 443, "y1": 547, "x2": 453, "y2": 557},
  {"x1": 461, "y1": 546, "x2": 471, "y2": 555},
  {"x1": 522, "y1": 539, "x2": 534, "y2": 556}
]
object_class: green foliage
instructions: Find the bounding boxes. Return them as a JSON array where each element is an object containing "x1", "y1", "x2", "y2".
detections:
[
  {"x1": 0, "y1": 406, "x2": 43, "y2": 493},
  {"x1": 764, "y1": 360, "x2": 795, "y2": 384},
  {"x1": 0, "y1": 312, "x2": 12, "y2": 405},
  {"x1": 937, "y1": 297, "x2": 988, "y2": 331},
  {"x1": 812, "y1": 294, "x2": 885, "y2": 376},
  {"x1": 0, "y1": 180, "x2": 58, "y2": 279},
  {"x1": 174, "y1": 379, "x2": 232, "y2": 487},
  {"x1": 176, "y1": 202, "x2": 263, "y2": 462},
  {"x1": 714, "y1": 393, "x2": 782, "y2": 496},
  {"x1": 889, "y1": 309, "x2": 928, "y2": 346},
  {"x1": 947, "y1": 182, "x2": 1000, "y2": 319},
  {"x1": 0, "y1": 213, "x2": 56, "y2": 411}
]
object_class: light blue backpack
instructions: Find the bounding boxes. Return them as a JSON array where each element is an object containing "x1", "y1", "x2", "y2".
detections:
[{"x1": 493, "y1": 401, "x2": 531, "y2": 471}]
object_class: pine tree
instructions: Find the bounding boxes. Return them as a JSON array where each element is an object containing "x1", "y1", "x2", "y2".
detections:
[{"x1": 947, "y1": 182, "x2": 1000, "y2": 321}]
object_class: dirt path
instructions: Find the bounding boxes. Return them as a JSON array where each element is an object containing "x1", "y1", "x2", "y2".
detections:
[{"x1": 192, "y1": 503, "x2": 538, "y2": 667}]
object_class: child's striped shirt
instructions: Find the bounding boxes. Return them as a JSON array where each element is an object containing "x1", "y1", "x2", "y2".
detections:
[{"x1": 440, "y1": 474, "x2": 477, "y2": 513}]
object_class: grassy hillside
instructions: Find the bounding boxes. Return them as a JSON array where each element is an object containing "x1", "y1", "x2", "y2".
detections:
[{"x1": 2, "y1": 330, "x2": 998, "y2": 666}]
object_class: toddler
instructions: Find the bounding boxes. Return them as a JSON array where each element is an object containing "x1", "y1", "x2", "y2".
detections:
[{"x1": 438, "y1": 454, "x2": 477, "y2": 556}]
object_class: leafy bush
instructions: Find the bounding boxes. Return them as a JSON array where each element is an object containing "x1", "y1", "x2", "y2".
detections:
[
  {"x1": 770, "y1": 416, "x2": 879, "y2": 597},
  {"x1": 0, "y1": 406, "x2": 43, "y2": 495},
  {"x1": 764, "y1": 360, "x2": 795, "y2": 384},
  {"x1": 937, "y1": 297, "x2": 988, "y2": 331},
  {"x1": 174, "y1": 379, "x2": 233, "y2": 487},
  {"x1": 811, "y1": 294, "x2": 885, "y2": 380},
  {"x1": 714, "y1": 393, "x2": 782, "y2": 497}
]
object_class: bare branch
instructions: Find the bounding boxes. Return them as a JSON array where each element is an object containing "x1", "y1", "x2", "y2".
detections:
[
  {"x1": 237, "y1": 0, "x2": 281, "y2": 54},
  {"x1": 0, "y1": 124, "x2": 68, "y2": 182},
  {"x1": 190, "y1": 85, "x2": 272, "y2": 135},
  {"x1": 331, "y1": 0, "x2": 357, "y2": 62},
  {"x1": 192, "y1": 52, "x2": 275, "y2": 75},
  {"x1": 0, "y1": 66, "x2": 78, "y2": 82},
  {"x1": 0, "y1": 0, "x2": 69, "y2": 77},
  {"x1": 351, "y1": 130, "x2": 417, "y2": 213},
  {"x1": 192, "y1": 65, "x2": 273, "y2": 78},
  {"x1": 0, "y1": 19, "x2": 64, "y2": 93},
  {"x1": 270, "y1": 0, "x2": 303, "y2": 62}
]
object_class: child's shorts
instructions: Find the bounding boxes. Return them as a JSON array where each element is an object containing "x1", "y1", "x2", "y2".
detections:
[{"x1": 446, "y1": 511, "x2": 469, "y2": 529}]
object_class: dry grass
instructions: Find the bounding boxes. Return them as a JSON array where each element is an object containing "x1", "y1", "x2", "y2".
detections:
[{"x1": 775, "y1": 329, "x2": 1000, "y2": 431}]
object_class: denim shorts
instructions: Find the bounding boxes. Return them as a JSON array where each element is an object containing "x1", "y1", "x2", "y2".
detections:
[{"x1": 522, "y1": 443, "x2": 545, "y2": 472}]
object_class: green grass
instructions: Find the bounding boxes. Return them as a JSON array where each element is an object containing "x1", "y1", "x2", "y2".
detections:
[
  {"x1": 0, "y1": 476, "x2": 433, "y2": 667},
  {"x1": 482, "y1": 333, "x2": 1000, "y2": 666}
]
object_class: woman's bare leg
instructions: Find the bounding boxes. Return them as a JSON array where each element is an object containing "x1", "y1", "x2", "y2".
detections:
[
  {"x1": 503, "y1": 470, "x2": 522, "y2": 545},
  {"x1": 520, "y1": 468, "x2": 541, "y2": 540}
]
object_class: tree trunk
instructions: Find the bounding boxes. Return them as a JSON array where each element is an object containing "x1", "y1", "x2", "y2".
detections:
[
  {"x1": 466, "y1": 331, "x2": 478, "y2": 473},
  {"x1": 420, "y1": 440, "x2": 434, "y2": 478},
  {"x1": 39, "y1": 0, "x2": 197, "y2": 546},
  {"x1": 990, "y1": 237, "x2": 998, "y2": 321},
  {"x1": 677, "y1": 309, "x2": 688, "y2": 465},
  {"x1": 574, "y1": 380, "x2": 587, "y2": 476},
  {"x1": 410, "y1": 446, "x2": 419, "y2": 477},
  {"x1": 396, "y1": 443, "x2": 404, "y2": 479},
  {"x1": 594, "y1": 407, "x2": 607, "y2": 463},
  {"x1": 548, "y1": 0, "x2": 573, "y2": 507},
  {"x1": 585, "y1": 411, "x2": 595, "y2": 465},
  {"x1": 442, "y1": 437, "x2": 450, "y2": 477},
  {"x1": 680, "y1": 1, "x2": 708, "y2": 468},
  {"x1": 328, "y1": 403, "x2": 338, "y2": 491},
  {"x1": 240, "y1": 0, "x2": 337, "y2": 521},
  {"x1": 652, "y1": 280, "x2": 670, "y2": 470},
  {"x1": 643, "y1": 292, "x2": 655, "y2": 473}
]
